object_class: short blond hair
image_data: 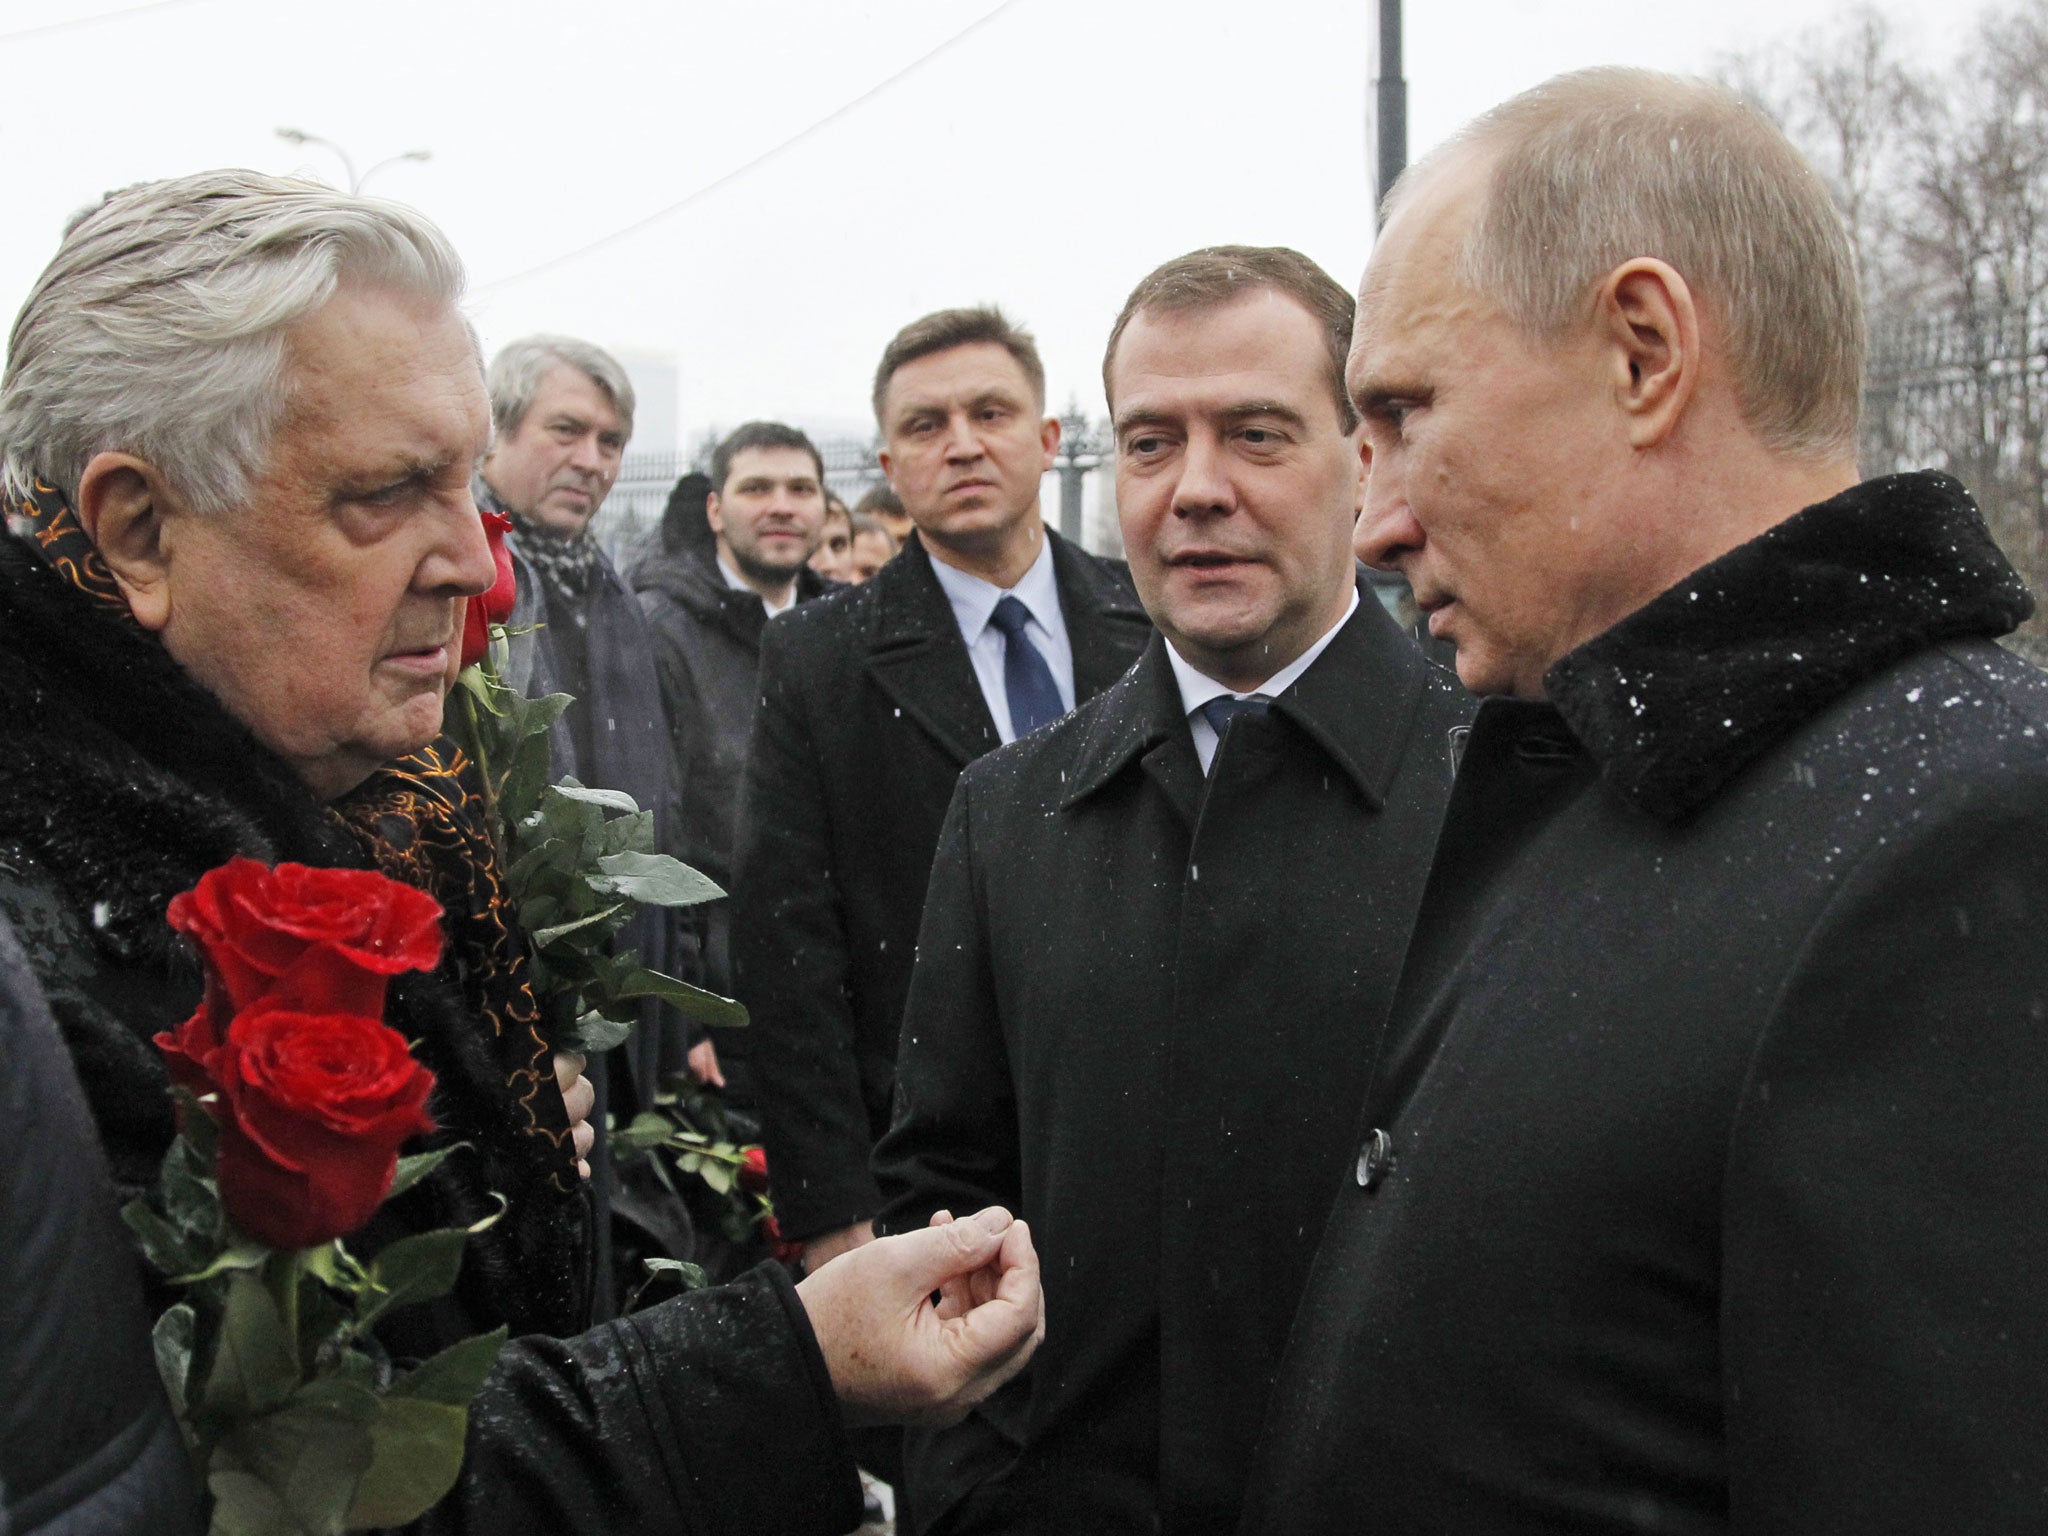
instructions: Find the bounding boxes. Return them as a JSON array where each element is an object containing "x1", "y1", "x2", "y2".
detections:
[{"x1": 1395, "y1": 68, "x2": 1864, "y2": 461}]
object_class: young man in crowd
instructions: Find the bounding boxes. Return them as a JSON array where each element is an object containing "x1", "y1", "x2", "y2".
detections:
[{"x1": 638, "y1": 421, "x2": 833, "y2": 1009}]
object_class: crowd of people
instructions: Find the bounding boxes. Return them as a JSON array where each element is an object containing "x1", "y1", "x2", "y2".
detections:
[{"x1": 4, "y1": 61, "x2": 2047, "y2": 1536}]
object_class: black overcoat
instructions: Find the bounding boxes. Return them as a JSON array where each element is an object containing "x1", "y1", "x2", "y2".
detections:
[
  {"x1": 1244, "y1": 473, "x2": 2048, "y2": 1534},
  {"x1": 874, "y1": 586, "x2": 1472, "y2": 1533},
  {"x1": 0, "y1": 527, "x2": 862, "y2": 1536},
  {"x1": 635, "y1": 550, "x2": 833, "y2": 993},
  {"x1": 731, "y1": 530, "x2": 1152, "y2": 1242}
]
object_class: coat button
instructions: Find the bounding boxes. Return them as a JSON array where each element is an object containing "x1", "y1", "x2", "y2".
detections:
[{"x1": 1355, "y1": 1128, "x2": 1393, "y2": 1190}]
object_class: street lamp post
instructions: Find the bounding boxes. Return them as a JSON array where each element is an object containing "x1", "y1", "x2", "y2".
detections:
[
  {"x1": 1374, "y1": 0, "x2": 1407, "y2": 227},
  {"x1": 275, "y1": 128, "x2": 431, "y2": 194},
  {"x1": 1055, "y1": 403, "x2": 1107, "y2": 547}
]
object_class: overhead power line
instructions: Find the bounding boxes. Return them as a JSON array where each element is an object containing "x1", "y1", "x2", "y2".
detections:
[{"x1": 475, "y1": 0, "x2": 1024, "y2": 292}]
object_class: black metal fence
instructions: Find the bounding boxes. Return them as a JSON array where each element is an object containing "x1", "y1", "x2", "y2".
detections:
[{"x1": 1862, "y1": 302, "x2": 2048, "y2": 662}]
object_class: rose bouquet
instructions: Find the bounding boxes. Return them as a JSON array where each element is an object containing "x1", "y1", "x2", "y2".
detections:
[
  {"x1": 125, "y1": 858, "x2": 508, "y2": 1536},
  {"x1": 448, "y1": 514, "x2": 764, "y2": 1254}
]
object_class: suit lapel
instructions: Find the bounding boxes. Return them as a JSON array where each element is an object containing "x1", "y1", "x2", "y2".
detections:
[
  {"x1": 863, "y1": 536, "x2": 1000, "y2": 768},
  {"x1": 1050, "y1": 529, "x2": 1153, "y2": 701},
  {"x1": 1274, "y1": 577, "x2": 1447, "y2": 809}
]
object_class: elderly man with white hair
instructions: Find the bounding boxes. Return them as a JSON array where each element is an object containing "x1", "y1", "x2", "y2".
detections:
[
  {"x1": 1242, "y1": 69, "x2": 2048, "y2": 1533},
  {"x1": 0, "y1": 170, "x2": 1041, "y2": 1535}
]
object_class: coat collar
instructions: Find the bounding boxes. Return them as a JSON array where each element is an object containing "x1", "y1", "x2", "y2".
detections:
[
  {"x1": 863, "y1": 527, "x2": 1149, "y2": 767},
  {"x1": 1545, "y1": 470, "x2": 2033, "y2": 823},
  {"x1": 1060, "y1": 574, "x2": 1448, "y2": 813}
]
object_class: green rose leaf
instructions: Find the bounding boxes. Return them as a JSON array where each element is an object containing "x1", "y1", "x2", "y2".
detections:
[
  {"x1": 205, "y1": 1270, "x2": 302, "y2": 1420},
  {"x1": 170, "y1": 1239, "x2": 271, "y2": 1286},
  {"x1": 215, "y1": 1398, "x2": 376, "y2": 1536},
  {"x1": 588, "y1": 851, "x2": 725, "y2": 907},
  {"x1": 204, "y1": 1467, "x2": 307, "y2": 1536},
  {"x1": 356, "y1": 1228, "x2": 469, "y2": 1328},
  {"x1": 386, "y1": 1144, "x2": 465, "y2": 1202},
  {"x1": 389, "y1": 1326, "x2": 509, "y2": 1406},
  {"x1": 161, "y1": 1127, "x2": 219, "y2": 1235},
  {"x1": 559, "y1": 1009, "x2": 632, "y2": 1054},
  {"x1": 612, "y1": 1110, "x2": 676, "y2": 1151},
  {"x1": 152, "y1": 1302, "x2": 196, "y2": 1419},
  {"x1": 531, "y1": 903, "x2": 627, "y2": 947},
  {"x1": 617, "y1": 967, "x2": 750, "y2": 1029},
  {"x1": 549, "y1": 781, "x2": 643, "y2": 813},
  {"x1": 124, "y1": 1200, "x2": 207, "y2": 1278},
  {"x1": 345, "y1": 1396, "x2": 476, "y2": 1529}
]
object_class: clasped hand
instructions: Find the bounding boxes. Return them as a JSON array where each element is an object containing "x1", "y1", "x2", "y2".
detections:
[{"x1": 797, "y1": 1206, "x2": 1045, "y2": 1428}]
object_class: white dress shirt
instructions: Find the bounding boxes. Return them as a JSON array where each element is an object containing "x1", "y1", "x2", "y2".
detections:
[
  {"x1": 719, "y1": 552, "x2": 798, "y2": 617},
  {"x1": 928, "y1": 535, "x2": 1075, "y2": 744},
  {"x1": 1167, "y1": 587, "x2": 1361, "y2": 773}
]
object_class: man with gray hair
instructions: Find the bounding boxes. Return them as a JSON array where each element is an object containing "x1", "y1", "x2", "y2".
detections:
[
  {"x1": 1243, "y1": 68, "x2": 2048, "y2": 1531},
  {"x1": 0, "y1": 169, "x2": 1046, "y2": 1535}
]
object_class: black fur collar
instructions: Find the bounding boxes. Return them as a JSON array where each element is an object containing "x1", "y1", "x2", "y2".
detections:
[
  {"x1": 0, "y1": 535, "x2": 587, "y2": 1338},
  {"x1": 1546, "y1": 471, "x2": 2034, "y2": 823}
]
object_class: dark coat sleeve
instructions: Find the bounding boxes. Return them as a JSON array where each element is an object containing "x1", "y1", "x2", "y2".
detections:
[
  {"x1": 1721, "y1": 771, "x2": 2048, "y2": 1530},
  {"x1": 429, "y1": 1262, "x2": 861, "y2": 1536},
  {"x1": 0, "y1": 916, "x2": 204, "y2": 1536},
  {"x1": 871, "y1": 775, "x2": 1020, "y2": 1237},
  {"x1": 730, "y1": 620, "x2": 882, "y2": 1241}
]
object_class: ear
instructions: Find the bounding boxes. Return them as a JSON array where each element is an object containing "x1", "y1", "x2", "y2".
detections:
[
  {"x1": 74, "y1": 451, "x2": 176, "y2": 630},
  {"x1": 705, "y1": 490, "x2": 727, "y2": 537},
  {"x1": 876, "y1": 447, "x2": 895, "y2": 486},
  {"x1": 1039, "y1": 413, "x2": 1061, "y2": 471},
  {"x1": 1352, "y1": 427, "x2": 1371, "y2": 513},
  {"x1": 1596, "y1": 258, "x2": 1698, "y2": 449}
]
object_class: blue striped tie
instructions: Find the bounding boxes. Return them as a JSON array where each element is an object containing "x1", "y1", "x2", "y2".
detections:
[
  {"x1": 990, "y1": 594, "x2": 1064, "y2": 739},
  {"x1": 1198, "y1": 695, "x2": 1271, "y2": 741}
]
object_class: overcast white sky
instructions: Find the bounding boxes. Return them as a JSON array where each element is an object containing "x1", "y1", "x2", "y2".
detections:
[{"x1": 0, "y1": 0, "x2": 1985, "y2": 447}]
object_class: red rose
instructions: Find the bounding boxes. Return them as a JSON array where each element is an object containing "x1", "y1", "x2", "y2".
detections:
[
  {"x1": 738, "y1": 1145, "x2": 769, "y2": 1195},
  {"x1": 458, "y1": 509, "x2": 518, "y2": 670},
  {"x1": 763, "y1": 1212, "x2": 805, "y2": 1267},
  {"x1": 156, "y1": 999, "x2": 225, "y2": 1103},
  {"x1": 204, "y1": 1004, "x2": 436, "y2": 1250},
  {"x1": 166, "y1": 858, "x2": 444, "y2": 1018}
]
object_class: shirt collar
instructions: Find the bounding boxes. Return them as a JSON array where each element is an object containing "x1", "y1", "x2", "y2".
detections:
[
  {"x1": 927, "y1": 528, "x2": 1058, "y2": 641},
  {"x1": 718, "y1": 551, "x2": 796, "y2": 616},
  {"x1": 1165, "y1": 586, "x2": 1361, "y2": 715}
]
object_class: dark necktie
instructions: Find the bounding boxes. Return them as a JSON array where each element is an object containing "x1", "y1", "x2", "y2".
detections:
[
  {"x1": 989, "y1": 594, "x2": 1065, "y2": 740},
  {"x1": 1197, "y1": 694, "x2": 1271, "y2": 752}
]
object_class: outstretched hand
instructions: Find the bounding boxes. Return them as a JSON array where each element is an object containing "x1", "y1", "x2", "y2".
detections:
[{"x1": 796, "y1": 1205, "x2": 1044, "y2": 1428}]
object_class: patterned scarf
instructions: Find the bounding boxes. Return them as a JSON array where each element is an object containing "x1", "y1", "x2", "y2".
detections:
[
  {"x1": 5, "y1": 475, "x2": 141, "y2": 630},
  {"x1": 476, "y1": 478, "x2": 598, "y2": 603},
  {"x1": 5, "y1": 477, "x2": 573, "y2": 1184}
]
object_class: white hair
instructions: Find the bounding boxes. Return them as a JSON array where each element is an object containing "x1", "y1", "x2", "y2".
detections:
[
  {"x1": 486, "y1": 335, "x2": 636, "y2": 442},
  {"x1": 0, "y1": 168, "x2": 466, "y2": 514},
  {"x1": 1388, "y1": 68, "x2": 1865, "y2": 462}
]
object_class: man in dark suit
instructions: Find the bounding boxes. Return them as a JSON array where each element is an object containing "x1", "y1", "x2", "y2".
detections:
[
  {"x1": 1242, "y1": 70, "x2": 2048, "y2": 1533},
  {"x1": 871, "y1": 248, "x2": 1472, "y2": 1534},
  {"x1": 731, "y1": 307, "x2": 1153, "y2": 1275}
]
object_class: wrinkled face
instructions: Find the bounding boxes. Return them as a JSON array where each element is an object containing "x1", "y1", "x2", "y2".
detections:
[
  {"x1": 1349, "y1": 157, "x2": 1633, "y2": 698},
  {"x1": 878, "y1": 342, "x2": 1058, "y2": 551},
  {"x1": 481, "y1": 362, "x2": 627, "y2": 535},
  {"x1": 709, "y1": 444, "x2": 826, "y2": 585},
  {"x1": 155, "y1": 287, "x2": 497, "y2": 798},
  {"x1": 1110, "y1": 288, "x2": 1364, "y2": 691}
]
